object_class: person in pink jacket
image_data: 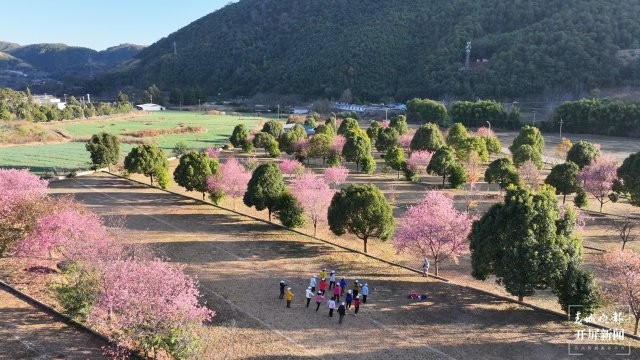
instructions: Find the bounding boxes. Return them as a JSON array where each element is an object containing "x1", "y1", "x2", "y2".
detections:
[
  {"x1": 314, "y1": 291, "x2": 324, "y2": 312},
  {"x1": 333, "y1": 281, "x2": 342, "y2": 301}
]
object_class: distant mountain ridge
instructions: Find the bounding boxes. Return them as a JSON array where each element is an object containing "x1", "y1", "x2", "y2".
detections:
[
  {"x1": 0, "y1": 41, "x2": 144, "y2": 90},
  {"x1": 94, "y1": 0, "x2": 640, "y2": 102}
]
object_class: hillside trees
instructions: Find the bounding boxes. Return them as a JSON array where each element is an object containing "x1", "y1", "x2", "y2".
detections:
[
  {"x1": 85, "y1": 132, "x2": 120, "y2": 171},
  {"x1": 328, "y1": 184, "x2": 394, "y2": 253}
]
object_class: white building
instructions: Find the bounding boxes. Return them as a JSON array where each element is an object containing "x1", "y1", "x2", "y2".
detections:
[
  {"x1": 32, "y1": 94, "x2": 66, "y2": 110},
  {"x1": 136, "y1": 103, "x2": 166, "y2": 111}
]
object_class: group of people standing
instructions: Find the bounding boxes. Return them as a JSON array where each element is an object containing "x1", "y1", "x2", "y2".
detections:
[{"x1": 279, "y1": 268, "x2": 370, "y2": 324}]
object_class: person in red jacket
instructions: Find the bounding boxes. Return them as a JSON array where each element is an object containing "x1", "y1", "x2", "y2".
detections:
[
  {"x1": 353, "y1": 294, "x2": 361, "y2": 316},
  {"x1": 319, "y1": 278, "x2": 328, "y2": 295}
]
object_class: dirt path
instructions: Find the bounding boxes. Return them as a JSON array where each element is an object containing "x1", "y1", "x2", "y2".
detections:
[
  {"x1": 0, "y1": 287, "x2": 107, "y2": 360},
  {"x1": 42, "y1": 173, "x2": 639, "y2": 359}
]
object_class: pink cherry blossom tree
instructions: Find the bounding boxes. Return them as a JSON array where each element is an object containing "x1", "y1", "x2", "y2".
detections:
[
  {"x1": 279, "y1": 159, "x2": 304, "y2": 178},
  {"x1": 398, "y1": 134, "x2": 413, "y2": 149},
  {"x1": 332, "y1": 135, "x2": 347, "y2": 155},
  {"x1": 323, "y1": 166, "x2": 349, "y2": 188},
  {"x1": 381, "y1": 120, "x2": 390, "y2": 128},
  {"x1": 407, "y1": 150, "x2": 434, "y2": 174},
  {"x1": 0, "y1": 168, "x2": 48, "y2": 217},
  {"x1": 89, "y1": 259, "x2": 214, "y2": 358},
  {"x1": 206, "y1": 147, "x2": 221, "y2": 159},
  {"x1": 293, "y1": 138, "x2": 311, "y2": 163},
  {"x1": 12, "y1": 208, "x2": 122, "y2": 263},
  {"x1": 602, "y1": 249, "x2": 640, "y2": 335},
  {"x1": 394, "y1": 191, "x2": 474, "y2": 276},
  {"x1": 290, "y1": 172, "x2": 335, "y2": 236},
  {"x1": 207, "y1": 157, "x2": 252, "y2": 210},
  {"x1": 578, "y1": 155, "x2": 618, "y2": 212},
  {"x1": 474, "y1": 127, "x2": 496, "y2": 138},
  {"x1": 517, "y1": 159, "x2": 541, "y2": 190}
]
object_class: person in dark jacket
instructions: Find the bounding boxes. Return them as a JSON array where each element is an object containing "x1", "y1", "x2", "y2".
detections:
[
  {"x1": 338, "y1": 302, "x2": 346, "y2": 324},
  {"x1": 279, "y1": 280, "x2": 286, "y2": 299}
]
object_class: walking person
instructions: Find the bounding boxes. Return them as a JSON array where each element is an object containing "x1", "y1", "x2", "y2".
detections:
[
  {"x1": 319, "y1": 278, "x2": 328, "y2": 295},
  {"x1": 279, "y1": 280, "x2": 287, "y2": 300},
  {"x1": 353, "y1": 295, "x2": 361, "y2": 316},
  {"x1": 315, "y1": 291, "x2": 324, "y2": 312},
  {"x1": 339, "y1": 277, "x2": 347, "y2": 294},
  {"x1": 329, "y1": 270, "x2": 336, "y2": 289},
  {"x1": 338, "y1": 302, "x2": 346, "y2": 324},
  {"x1": 327, "y1": 297, "x2": 336, "y2": 317},
  {"x1": 361, "y1": 283, "x2": 369, "y2": 304},
  {"x1": 319, "y1": 268, "x2": 327, "y2": 280},
  {"x1": 285, "y1": 287, "x2": 294, "y2": 308},
  {"x1": 309, "y1": 275, "x2": 317, "y2": 293},
  {"x1": 333, "y1": 281, "x2": 342, "y2": 302},
  {"x1": 422, "y1": 257, "x2": 430, "y2": 277},
  {"x1": 345, "y1": 290, "x2": 353, "y2": 310},
  {"x1": 305, "y1": 286, "x2": 314, "y2": 308},
  {"x1": 353, "y1": 280, "x2": 360, "y2": 298}
]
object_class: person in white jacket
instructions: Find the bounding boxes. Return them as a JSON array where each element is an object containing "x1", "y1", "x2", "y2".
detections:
[
  {"x1": 361, "y1": 283, "x2": 369, "y2": 304},
  {"x1": 309, "y1": 275, "x2": 317, "y2": 293},
  {"x1": 329, "y1": 270, "x2": 336, "y2": 290},
  {"x1": 305, "y1": 286, "x2": 314, "y2": 308},
  {"x1": 327, "y1": 297, "x2": 336, "y2": 317}
]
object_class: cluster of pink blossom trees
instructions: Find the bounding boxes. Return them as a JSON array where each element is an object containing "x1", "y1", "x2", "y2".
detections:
[
  {"x1": 207, "y1": 157, "x2": 252, "y2": 209},
  {"x1": 2, "y1": 169, "x2": 213, "y2": 359},
  {"x1": 406, "y1": 150, "x2": 434, "y2": 174},
  {"x1": 323, "y1": 166, "x2": 349, "y2": 188},
  {"x1": 578, "y1": 155, "x2": 618, "y2": 212},
  {"x1": 290, "y1": 172, "x2": 336, "y2": 236}
]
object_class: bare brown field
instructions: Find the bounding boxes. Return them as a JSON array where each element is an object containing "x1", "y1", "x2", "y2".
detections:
[
  {"x1": 0, "y1": 287, "x2": 107, "y2": 359},
  {"x1": 18, "y1": 172, "x2": 635, "y2": 359}
]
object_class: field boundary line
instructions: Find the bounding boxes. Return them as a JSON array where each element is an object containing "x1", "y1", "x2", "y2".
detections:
[{"x1": 101, "y1": 171, "x2": 640, "y2": 342}]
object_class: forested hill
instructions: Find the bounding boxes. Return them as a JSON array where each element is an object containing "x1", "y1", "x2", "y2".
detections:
[{"x1": 96, "y1": 0, "x2": 640, "y2": 102}]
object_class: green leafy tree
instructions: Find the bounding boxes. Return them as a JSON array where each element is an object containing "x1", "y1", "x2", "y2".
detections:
[
  {"x1": 243, "y1": 163, "x2": 286, "y2": 221},
  {"x1": 279, "y1": 124, "x2": 307, "y2": 154},
  {"x1": 229, "y1": 124, "x2": 250, "y2": 148},
  {"x1": 253, "y1": 132, "x2": 276, "y2": 153},
  {"x1": 314, "y1": 124, "x2": 335, "y2": 137},
  {"x1": 389, "y1": 115, "x2": 409, "y2": 135},
  {"x1": 406, "y1": 98, "x2": 448, "y2": 125},
  {"x1": 366, "y1": 121, "x2": 382, "y2": 146},
  {"x1": 325, "y1": 117, "x2": 337, "y2": 132},
  {"x1": 274, "y1": 192, "x2": 305, "y2": 228},
  {"x1": 618, "y1": 151, "x2": 640, "y2": 205},
  {"x1": 427, "y1": 146, "x2": 456, "y2": 187},
  {"x1": 566, "y1": 140, "x2": 601, "y2": 169},
  {"x1": 509, "y1": 125, "x2": 544, "y2": 156},
  {"x1": 342, "y1": 130, "x2": 372, "y2": 171},
  {"x1": 328, "y1": 184, "x2": 395, "y2": 253},
  {"x1": 469, "y1": 185, "x2": 580, "y2": 301},
  {"x1": 262, "y1": 120, "x2": 285, "y2": 139},
  {"x1": 462, "y1": 136, "x2": 489, "y2": 162},
  {"x1": 512, "y1": 144, "x2": 544, "y2": 169},
  {"x1": 545, "y1": 162, "x2": 580, "y2": 203},
  {"x1": 360, "y1": 155, "x2": 376, "y2": 174},
  {"x1": 574, "y1": 189, "x2": 589, "y2": 208},
  {"x1": 53, "y1": 264, "x2": 101, "y2": 322},
  {"x1": 384, "y1": 146, "x2": 405, "y2": 178},
  {"x1": 483, "y1": 136, "x2": 502, "y2": 156},
  {"x1": 85, "y1": 132, "x2": 120, "y2": 171},
  {"x1": 376, "y1": 127, "x2": 399, "y2": 152},
  {"x1": 337, "y1": 118, "x2": 360, "y2": 135},
  {"x1": 173, "y1": 151, "x2": 219, "y2": 200},
  {"x1": 485, "y1": 158, "x2": 520, "y2": 193},
  {"x1": 173, "y1": 141, "x2": 190, "y2": 157},
  {"x1": 410, "y1": 123, "x2": 445, "y2": 152},
  {"x1": 309, "y1": 134, "x2": 333, "y2": 164},
  {"x1": 552, "y1": 260, "x2": 601, "y2": 319},
  {"x1": 446, "y1": 123, "x2": 469, "y2": 152},
  {"x1": 448, "y1": 163, "x2": 467, "y2": 189},
  {"x1": 124, "y1": 144, "x2": 170, "y2": 189}
]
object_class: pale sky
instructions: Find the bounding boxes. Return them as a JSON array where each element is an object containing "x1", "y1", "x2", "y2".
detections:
[{"x1": 0, "y1": 0, "x2": 230, "y2": 50}]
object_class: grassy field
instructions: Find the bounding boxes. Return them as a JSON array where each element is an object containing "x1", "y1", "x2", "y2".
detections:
[{"x1": 0, "y1": 111, "x2": 262, "y2": 174}]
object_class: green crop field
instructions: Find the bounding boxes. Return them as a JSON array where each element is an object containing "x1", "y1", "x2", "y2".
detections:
[{"x1": 0, "y1": 111, "x2": 264, "y2": 174}]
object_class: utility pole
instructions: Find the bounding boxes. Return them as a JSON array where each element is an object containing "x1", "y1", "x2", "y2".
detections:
[
  {"x1": 559, "y1": 118, "x2": 563, "y2": 139},
  {"x1": 385, "y1": 108, "x2": 388, "y2": 122},
  {"x1": 464, "y1": 41, "x2": 471, "y2": 70},
  {"x1": 532, "y1": 111, "x2": 536, "y2": 126},
  {"x1": 277, "y1": 104, "x2": 280, "y2": 119}
]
